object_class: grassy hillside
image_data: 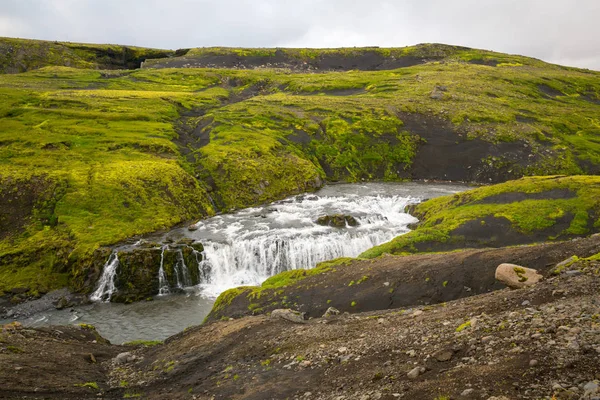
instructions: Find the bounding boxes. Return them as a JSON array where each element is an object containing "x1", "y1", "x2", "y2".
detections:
[
  {"x1": 0, "y1": 40, "x2": 599, "y2": 297},
  {"x1": 0, "y1": 37, "x2": 177, "y2": 73},
  {"x1": 360, "y1": 175, "x2": 600, "y2": 258}
]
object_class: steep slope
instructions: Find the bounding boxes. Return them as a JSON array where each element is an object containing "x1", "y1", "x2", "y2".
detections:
[{"x1": 0, "y1": 40, "x2": 599, "y2": 298}]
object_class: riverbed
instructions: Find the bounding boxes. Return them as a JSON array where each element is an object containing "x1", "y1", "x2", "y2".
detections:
[{"x1": 5, "y1": 182, "x2": 470, "y2": 343}]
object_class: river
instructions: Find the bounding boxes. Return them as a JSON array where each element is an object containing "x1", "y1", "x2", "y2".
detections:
[{"x1": 7, "y1": 182, "x2": 470, "y2": 344}]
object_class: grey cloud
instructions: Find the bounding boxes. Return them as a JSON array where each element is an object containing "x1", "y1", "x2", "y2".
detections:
[{"x1": 0, "y1": 0, "x2": 598, "y2": 70}]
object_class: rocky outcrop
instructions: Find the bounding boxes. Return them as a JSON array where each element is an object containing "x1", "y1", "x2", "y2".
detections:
[
  {"x1": 495, "y1": 263, "x2": 543, "y2": 289},
  {"x1": 91, "y1": 240, "x2": 207, "y2": 303}
]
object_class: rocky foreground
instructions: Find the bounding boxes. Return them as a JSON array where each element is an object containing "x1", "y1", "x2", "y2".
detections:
[{"x1": 1, "y1": 238, "x2": 599, "y2": 400}]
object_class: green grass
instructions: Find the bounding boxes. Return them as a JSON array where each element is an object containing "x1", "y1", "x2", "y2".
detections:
[{"x1": 1, "y1": 40, "x2": 599, "y2": 296}]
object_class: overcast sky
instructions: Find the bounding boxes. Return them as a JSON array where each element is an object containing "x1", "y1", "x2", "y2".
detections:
[{"x1": 1, "y1": 0, "x2": 599, "y2": 70}]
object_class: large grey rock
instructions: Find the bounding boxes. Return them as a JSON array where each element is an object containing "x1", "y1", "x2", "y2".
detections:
[
  {"x1": 115, "y1": 352, "x2": 136, "y2": 365},
  {"x1": 407, "y1": 366, "x2": 425, "y2": 379},
  {"x1": 322, "y1": 307, "x2": 340, "y2": 318},
  {"x1": 495, "y1": 263, "x2": 542, "y2": 289},
  {"x1": 270, "y1": 309, "x2": 306, "y2": 323}
]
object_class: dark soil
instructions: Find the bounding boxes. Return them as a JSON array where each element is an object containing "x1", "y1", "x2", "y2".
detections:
[
  {"x1": 538, "y1": 84, "x2": 565, "y2": 98},
  {"x1": 0, "y1": 324, "x2": 124, "y2": 398},
  {"x1": 144, "y1": 51, "x2": 440, "y2": 72},
  {"x1": 397, "y1": 112, "x2": 535, "y2": 183},
  {"x1": 0, "y1": 175, "x2": 61, "y2": 240}
]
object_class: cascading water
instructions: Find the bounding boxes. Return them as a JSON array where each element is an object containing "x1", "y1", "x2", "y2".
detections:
[
  {"x1": 157, "y1": 246, "x2": 170, "y2": 296},
  {"x1": 90, "y1": 252, "x2": 119, "y2": 302},
  {"x1": 177, "y1": 184, "x2": 428, "y2": 297}
]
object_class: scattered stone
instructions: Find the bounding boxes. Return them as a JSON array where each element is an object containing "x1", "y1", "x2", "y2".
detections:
[
  {"x1": 430, "y1": 85, "x2": 447, "y2": 100},
  {"x1": 529, "y1": 359, "x2": 538, "y2": 367},
  {"x1": 412, "y1": 310, "x2": 424, "y2": 317},
  {"x1": 270, "y1": 309, "x2": 306, "y2": 323},
  {"x1": 495, "y1": 263, "x2": 543, "y2": 289},
  {"x1": 322, "y1": 307, "x2": 340, "y2": 318},
  {"x1": 461, "y1": 388, "x2": 475, "y2": 397},
  {"x1": 434, "y1": 349, "x2": 453, "y2": 362},
  {"x1": 407, "y1": 366, "x2": 425, "y2": 379}
]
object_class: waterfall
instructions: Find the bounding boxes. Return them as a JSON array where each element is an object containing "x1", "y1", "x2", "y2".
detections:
[
  {"x1": 157, "y1": 246, "x2": 170, "y2": 296},
  {"x1": 90, "y1": 252, "x2": 119, "y2": 302},
  {"x1": 190, "y1": 192, "x2": 420, "y2": 297}
]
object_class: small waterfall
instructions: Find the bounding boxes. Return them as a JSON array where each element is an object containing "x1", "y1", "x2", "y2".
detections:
[
  {"x1": 194, "y1": 249, "x2": 211, "y2": 283},
  {"x1": 158, "y1": 246, "x2": 170, "y2": 296},
  {"x1": 174, "y1": 249, "x2": 193, "y2": 288},
  {"x1": 90, "y1": 252, "x2": 119, "y2": 302}
]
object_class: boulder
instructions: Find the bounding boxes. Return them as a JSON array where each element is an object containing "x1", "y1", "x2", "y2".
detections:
[
  {"x1": 114, "y1": 352, "x2": 136, "y2": 365},
  {"x1": 322, "y1": 307, "x2": 340, "y2": 318},
  {"x1": 495, "y1": 263, "x2": 542, "y2": 289},
  {"x1": 270, "y1": 309, "x2": 306, "y2": 324}
]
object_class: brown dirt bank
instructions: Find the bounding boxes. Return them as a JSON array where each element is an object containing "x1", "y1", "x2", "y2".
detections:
[
  {"x1": 1, "y1": 259, "x2": 598, "y2": 399},
  {"x1": 206, "y1": 235, "x2": 600, "y2": 322}
]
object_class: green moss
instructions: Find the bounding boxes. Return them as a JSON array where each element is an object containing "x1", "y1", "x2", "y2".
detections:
[
  {"x1": 6, "y1": 345, "x2": 23, "y2": 353},
  {"x1": 123, "y1": 340, "x2": 162, "y2": 347},
  {"x1": 455, "y1": 320, "x2": 472, "y2": 332},
  {"x1": 74, "y1": 382, "x2": 99, "y2": 390}
]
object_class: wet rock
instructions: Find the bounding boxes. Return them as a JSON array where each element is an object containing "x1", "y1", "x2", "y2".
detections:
[
  {"x1": 270, "y1": 309, "x2": 306, "y2": 323},
  {"x1": 54, "y1": 296, "x2": 72, "y2": 310},
  {"x1": 316, "y1": 214, "x2": 359, "y2": 228},
  {"x1": 495, "y1": 263, "x2": 542, "y2": 289},
  {"x1": 322, "y1": 307, "x2": 340, "y2": 317},
  {"x1": 187, "y1": 224, "x2": 199, "y2": 231}
]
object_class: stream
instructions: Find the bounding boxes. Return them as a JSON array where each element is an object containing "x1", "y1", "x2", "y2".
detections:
[{"x1": 6, "y1": 182, "x2": 470, "y2": 344}]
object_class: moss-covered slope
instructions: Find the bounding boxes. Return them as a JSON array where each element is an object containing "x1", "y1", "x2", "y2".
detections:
[
  {"x1": 0, "y1": 37, "x2": 177, "y2": 73},
  {"x1": 1, "y1": 40, "x2": 600, "y2": 297},
  {"x1": 360, "y1": 175, "x2": 600, "y2": 258}
]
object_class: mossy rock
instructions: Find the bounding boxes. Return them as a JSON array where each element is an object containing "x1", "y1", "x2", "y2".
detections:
[{"x1": 316, "y1": 214, "x2": 359, "y2": 227}]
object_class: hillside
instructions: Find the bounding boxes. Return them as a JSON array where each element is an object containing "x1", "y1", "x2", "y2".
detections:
[
  {"x1": 0, "y1": 39, "x2": 599, "y2": 298},
  {"x1": 0, "y1": 37, "x2": 178, "y2": 73}
]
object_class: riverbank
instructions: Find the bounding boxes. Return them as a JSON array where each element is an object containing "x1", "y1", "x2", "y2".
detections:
[{"x1": 1, "y1": 237, "x2": 598, "y2": 399}]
